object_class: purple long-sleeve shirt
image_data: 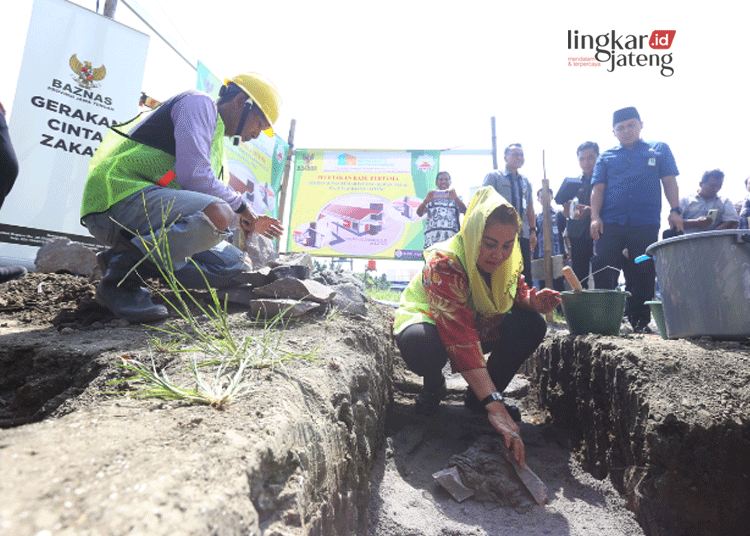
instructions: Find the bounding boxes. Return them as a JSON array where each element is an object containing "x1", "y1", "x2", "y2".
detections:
[{"x1": 168, "y1": 91, "x2": 243, "y2": 212}]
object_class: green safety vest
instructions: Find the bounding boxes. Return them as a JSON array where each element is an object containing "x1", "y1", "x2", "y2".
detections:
[{"x1": 80, "y1": 106, "x2": 227, "y2": 218}]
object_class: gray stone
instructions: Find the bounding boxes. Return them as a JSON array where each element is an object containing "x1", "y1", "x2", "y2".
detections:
[
  {"x1": 329, "y1": 283, "x2": 368, "y2": 316},
  {"x1": 244, "y1": 232, "x2": 278, "y2": 269},
  {"x1": 230, "y1": 267, "x2": 272, "y2": 287},
  {"x1": 253, "y1": 278, "x2": 336, "y2": 303},
  {"x1": 217, "y1": 284, "x2": 256, "y2": 306},
  {"x1": 433, "y1": 466, "x2": 475, "y2": 502},
  {"x1": 269, "y1": 265, "x2": 309, "y2": 281},
  {"x1": 270, "y1": 251, "x2": 314, "y2": 273},
  {"x1": 247, "y1": 298, "x2": 321, "y2": 318},
  {"x1": 314, "y1": 269, "x2": 366, "y2": 291},
  {"x1": 34, "y1": 238, "x2": 98, "y2": 277}
]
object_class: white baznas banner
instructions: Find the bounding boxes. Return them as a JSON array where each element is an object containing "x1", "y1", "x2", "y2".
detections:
[{"x1": 0, "y1": 0, "x2": 149, "y2": 266}]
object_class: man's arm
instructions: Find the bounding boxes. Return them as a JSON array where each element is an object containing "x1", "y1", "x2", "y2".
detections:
[
  {"x1": 172, "y1": 93, "x2": 244, "y2": 211},
  {"x1": 590, "y1": 183, "x2": 605, "y2": 240},
  {"x1": 661, "y1": 175, "x2": 684, "y2": 231},
  {"x1": 679, "y1": 197, "x2": 709, "y2": 230},
  {"x1": 716, "y1": 198, "x2": 739, "y2": 230}
]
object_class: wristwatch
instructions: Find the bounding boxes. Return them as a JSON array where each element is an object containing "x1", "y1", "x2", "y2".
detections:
[
  {"x1": 481, "y1": 391, "x2": 504, "y2": 406},
  {"x1": 670, "y1": 206, "x2": 682, "y2": 215}
]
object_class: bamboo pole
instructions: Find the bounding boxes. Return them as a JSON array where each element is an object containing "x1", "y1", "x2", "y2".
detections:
[
  {"x1": 276, "y1": 119, "x2": 296, "y2": 252},
  {"x1": 491, "y1": 117, "x2": 498, "y2": 169},
  {"x1": 541, "y1": 151, "x2": 553, "y2": 322}
]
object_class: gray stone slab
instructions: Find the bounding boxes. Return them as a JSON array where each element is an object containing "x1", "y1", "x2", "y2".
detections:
[
  {"x1": 253, "y1": 278, "x2": 336, "y2": 303},
  {"x1": 269, "y1": 265, "x2": 309, "y2": 281},
  {"x1": 433, "y1": 466, "x2": 475, "y2": 502},
  {"x1": 244, "y1": 232, "x2": 279, "y2": 270},
  {"x1": 269, "y1": 252, "x2": 314, "y2": 274},
  {"x1": 229, "y1": 267, "x2": 272, "y2": 287},
  {"x1": 328, "y1": 283, "x2": 367, "y2": 316},
  {"x1": 247, "y1": 298, "x2": 320, "y2": 318},
  {"x1": 216, "y1": 284, "x2": 256, "y2": 306}
]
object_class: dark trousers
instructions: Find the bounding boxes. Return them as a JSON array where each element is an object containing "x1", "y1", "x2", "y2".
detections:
[
  {"x1": 591, "y1": 222, "x2": 658, "y2": 329},
  {"x1": 520, "y1": 237, "x2": 532, "y2": 284},
  {"x1": 569, "y1": 236, "x2": 593, "y2": 286},
  {"x1": 0, "y1": 112, "x2": 20, "y2": 210},
  {"x1": 394, "y1": 305, "x2": 547, "y2": 394}
]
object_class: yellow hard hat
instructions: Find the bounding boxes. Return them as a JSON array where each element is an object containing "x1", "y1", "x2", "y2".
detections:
[{"x1": 224, "y1": 72, "x2": 282, "y2": 137}]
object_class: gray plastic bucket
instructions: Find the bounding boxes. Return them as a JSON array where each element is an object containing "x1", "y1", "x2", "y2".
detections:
[{"x1": 645, "y1": 230, "x2": 750, "y2": 339}]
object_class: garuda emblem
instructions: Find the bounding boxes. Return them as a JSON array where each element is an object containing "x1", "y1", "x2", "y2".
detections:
[{"x1": 69, "y1": 54, "x2": 106, "y2": 89}]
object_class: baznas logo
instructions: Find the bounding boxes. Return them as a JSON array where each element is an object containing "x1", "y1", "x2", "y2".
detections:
[
  {"x1": 303, "y1": 153, "x2": 315, "y2": 165},
  {"x1": 69, "y1": 54, "x2": 106, "y2": 89}
]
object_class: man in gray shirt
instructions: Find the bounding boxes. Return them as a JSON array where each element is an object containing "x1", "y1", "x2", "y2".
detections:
[
  {"x1": 482, "y1": 143, "x2": 536, "y2": 283},
  {"x1": 679, "y1": 169, "x2": 739, "y2": 234}
]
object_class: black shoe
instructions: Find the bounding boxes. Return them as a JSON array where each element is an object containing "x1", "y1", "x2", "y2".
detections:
[
  {"x1": 0, "y1": 266, "x2": 27, "y2": 284},
  {"x1": 464, "y1": 389, "x2": 522, "y2": 422},
  {"x1": 97, "y1": 237, "x2": 168, "y2": 323},
  {"x1": 415, "y1": 381, "x2": 447, "y2": 416}
]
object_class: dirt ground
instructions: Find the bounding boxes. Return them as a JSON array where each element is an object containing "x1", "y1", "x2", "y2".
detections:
[{"x1": 1, "y1": 272, "x2": 747, "y2": 535}]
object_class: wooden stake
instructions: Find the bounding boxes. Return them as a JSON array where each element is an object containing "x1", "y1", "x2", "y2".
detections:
[
  {"x1": 542, "y1": 151, "x2": 553, "y2": 322},
  {"x1": 276, "y1": 119, "x2": 296, "y2": 252}
]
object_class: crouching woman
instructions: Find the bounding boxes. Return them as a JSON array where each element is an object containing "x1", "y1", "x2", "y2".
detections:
[{"x1": 393, "y1": 186, "x2": 560, "y2": 465}]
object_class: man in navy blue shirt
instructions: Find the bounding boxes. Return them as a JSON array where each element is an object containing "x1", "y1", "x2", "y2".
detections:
[{"x1": 590, "y1": 107, "x2": 683, "y2": 332}]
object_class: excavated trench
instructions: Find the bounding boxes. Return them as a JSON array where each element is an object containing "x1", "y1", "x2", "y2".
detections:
[
  {"x1": 1, "y1": 305, "x2": 749, "y2": 535},
  {"x1": 524, "y1": 333, "x2": 750, "y2": 536}
]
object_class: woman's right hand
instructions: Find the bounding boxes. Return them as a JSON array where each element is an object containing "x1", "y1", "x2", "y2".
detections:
[{"x1": 487, "y1": 402, "x2": 525, "y2": 466}]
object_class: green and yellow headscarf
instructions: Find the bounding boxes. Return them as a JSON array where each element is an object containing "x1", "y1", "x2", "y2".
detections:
[
  {"x1": 393, "y1": 186, "x2": 523, "y2": 335},
  {"x1": 434, "y1": 186, "x2": 523, "y2": 317}
]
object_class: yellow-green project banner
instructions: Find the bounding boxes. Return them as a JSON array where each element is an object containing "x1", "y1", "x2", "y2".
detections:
[{"x1": 287, "y1": 149, "x2": 440, "y2": 259}]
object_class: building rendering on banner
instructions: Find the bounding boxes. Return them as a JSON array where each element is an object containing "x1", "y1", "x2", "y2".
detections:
[{"x1": 320, "y1": 202, "x2": 384, "y2": 236}]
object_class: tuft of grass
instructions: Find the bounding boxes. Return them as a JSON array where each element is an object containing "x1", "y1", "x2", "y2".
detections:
[
  {"x1": 114, "y1": 352, "x2": 253, "y2": 409},
  {"x1": 106, "y1": 198, "x2": 319, "y2": 408}
]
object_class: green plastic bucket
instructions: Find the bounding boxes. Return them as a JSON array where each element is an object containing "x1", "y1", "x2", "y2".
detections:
[
  {"x1": 560, "y1": 290, "x2": 630, "y2": 336},
  {"x1": 645, "y1": 300, "x2": 668, "y2": 339}
]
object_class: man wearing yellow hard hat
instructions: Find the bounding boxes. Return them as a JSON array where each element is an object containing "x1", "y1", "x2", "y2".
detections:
[{"x1": 80, "y1": 72, "x2": 283, "y2": 322}]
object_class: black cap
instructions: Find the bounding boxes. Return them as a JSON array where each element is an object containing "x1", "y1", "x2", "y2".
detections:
[{"x1": 613, "y1": 106, "x2": 640, "y2": 126}]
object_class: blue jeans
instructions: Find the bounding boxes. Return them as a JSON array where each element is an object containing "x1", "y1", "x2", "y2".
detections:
[{"x1": 83, "y1": 186, "x2": 247, "y2": 288}]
